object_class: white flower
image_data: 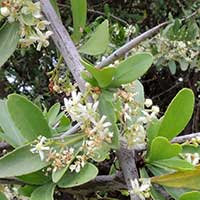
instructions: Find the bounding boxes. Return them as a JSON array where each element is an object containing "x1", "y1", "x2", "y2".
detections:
[
  {"x1": 21, "y1": 2, "x2": 42, "y2": 18},
  {"x1": 69, "y1": 155, "x2": 86, "y2": 173},
  {"x1": 64, "y1": 91, "x2": 82, "y2": 110},
  {"x1": 30, "y1": 136, "x2": 50, "y2": 161},
  {"x1": 36, "y1": 20, "x2": 50, "y2": 30},
  {"x1": 29, "y1": 28, "x2": 53, "y2": 51},
  {"x1": 144, "y1": 99, "x2": 153, "y2": 108},
  {"x1": 0, "y1": 7, "x2": 10, "y2": 17},
  {"x1": 151, "y1": 105, "x2": 160, "y2": 114},
  {"x1": 185, "y1": 153, "x2": 200, "y2": 165},
  {"x1": 130, "y1": 178, "x2": 151, "y2": 200}
]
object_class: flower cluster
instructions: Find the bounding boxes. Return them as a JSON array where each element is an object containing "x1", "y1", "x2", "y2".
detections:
[
  {"x1": 115, "y1": 83, "x2": 159, "y2": 148},
  {"x1": 64, "y1": 91, "x2": 113, "y2": 154},
  {"x1": 46, "y1": 147, "x2": 74, "y2": 172},
  {"x1": 0, "y1": 0, "x2": 53, "y2": 50},
  {"x1": 130, "y1": 178, "x2": 151, "y2": 200}
]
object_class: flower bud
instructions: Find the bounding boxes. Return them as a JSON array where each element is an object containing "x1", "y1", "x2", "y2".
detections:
[
  {"x1": 144, "y1": 98, "x2": 153, "y2": 108},
  {"x1": 0, "y1": 7, "x2": 10, "y2": 17},
  {"x1": 152, "y1": 105, "x2": 160, "y2": 114}
]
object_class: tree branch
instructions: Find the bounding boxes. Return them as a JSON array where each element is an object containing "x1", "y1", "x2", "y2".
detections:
[
  {"x1": 97, "y1": 8, "x2": 200, "y2": 68},
  {"x1": 116, "y1": 143, "x2": 140, "y2": 200},
  {"x1": 171, "y1": 132, "x2": 200, "y2": 144},
  {"x1": 40, "y1": 0, "x2": 86, "y2": 92},
  {"x1": 61, "y1": 172, "x2": 127, "y2": 195},
  {"x1": 97, "y1": 21, "x2": 169, "y2": 68}
]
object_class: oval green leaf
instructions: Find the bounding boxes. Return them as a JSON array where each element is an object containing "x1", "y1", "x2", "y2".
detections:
[
  {"x1": 58, "y1": 163, "x2": 98, "y2": 188},
  {"x1": 0, "y1": 145, "x2": 49, "y2": 178},
  {"x1": 0, "y1": 22, "x2": 20, "y2": 67},
  {"x1": 79, "y1": 20, "x2": 109, "y2": 55},
  {"x1": 157, "y1": 88, "x2": 194, "y2": 140},
  {"x1": 7, "y1": 94, "x2": 52, "y2": 141},
  {"x1": 151, "y1": 166, "x2": 200, "y2": 190},
  {"x1": 30, "y1": 183, "x2": 56, "y2": 200},
  {"x1": 111, "y1": 53, "x2": 153, "y2": 87},
  {"x1": 179, "y1": 191, "x2": 200, "y2": 200},
  {"x1": 147, "y1": 137, "x2": 182, "y2": 162},
  {"x1": 0, "y1": 99, "x2": 27, "y2": 147}
]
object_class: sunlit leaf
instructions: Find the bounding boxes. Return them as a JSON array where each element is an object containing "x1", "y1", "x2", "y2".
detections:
[
  {"x1": 80, "y1": 20, "x2": 109, "y2": 55},
  {"x1": 157, "y1": 88, "x2": 194, "y2": 140},
  {"x1": 110, "y1": 53, "x2": 153, "y2": 87},
  {"x1": 151, "y1": 166, "x2": 200, "y2": 190},
  {"x1": 147, "y1": 137, "x2": 182, "y2": 162}
]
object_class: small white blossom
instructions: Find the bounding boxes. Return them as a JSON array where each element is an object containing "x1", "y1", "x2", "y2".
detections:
[
  {"x1": 130, "y1": 178, "x2": 151, "y2": 200},
  {"x1": 185, "y1": 153, "x2": 200, "y2": 165},
  {"x1": 144, "y1": 99, "x2": 153, "y2": 108},
  {"x1": 69, "y1": 155, "x2": 86, "y2": 173},
  {"x1": 30, "y1": 136, "x2": 50, "y2": 161},
  {"x1": 0, "y1": 7, "x2": 10, "y2": 17},
  {"x1": 151, "y1": 105, "x2": 160, "y2": 114}
]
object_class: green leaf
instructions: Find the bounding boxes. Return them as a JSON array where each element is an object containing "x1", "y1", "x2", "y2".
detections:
[
  {"x1": 71, "y1": 0, "x2": 87, "y2": 42},
  {"x1": 82, "y1": 59, "x2": 116, "y2": 88},
  {"x1": 147, "y1": 137, "x2": 182, "y2": 162},
  {"x1": 7, "y1": 94, "x2": 52, "y2": 141},
  {"x1": 0, "y1": 192, "x2": 8, "y2": 200},
  {"x1": 151, "y1": 166, "x2": 200, "y2": 190},
  {"x1": 0, "y1": 100, "x2": 27, "y2": 147},
  {"x1": 132, "y1": 80, "x2": 145, "y2": 104},
  {"x1": 157, "y1": 88, "x2": 194, "y2": 140},
  {"x1": 0, "y1": 22, "x2": 20, "y2": 67},
  {"x1": 168, "y1": 60, "x2": 176, "y2": 75},
  {"x1": 0, "y1": 145, "x2": 49, "y2": 178},
  {"x1": 30, "y1": 183, "x2": 56, "y2": 200},
  {"x1": 18, "y1": 170, "x2": 51, "y2": 185},
  {"x1": 18, "y1": 185, "x2": 37, "y2": 197},
  {"x1": 179, "y1": 191, "x2": 200, "y2": 200},
  {"x1": 179, "y1": 59, "x2": 189, "y2": 71},
  {"x1": 146, "y1": 119, "x2": 162, "y2": 151},
  {"x1": 47, "y1": 103, "x2": 60, "y2": 126},
  {"x1": 151, "y1": 158, "x2": 194, "y2": 171},
  {"x1": 81, "y1": 71, "x2": 98, "y2": 86},
  {"x1": 99, "y1": 91, "x2": 119, "y2": 148},
  {"x1": 80, "y1": 20, "x2": 109, "y2": 55},
  {"x1": 58, "y1": 162, "x2": 98, "y2": 188},
  {"x1": 91, "y1": 142, "x2": 110, "y2": 162},
  {"x1": 111, "y1": 53, "x2": 153, "y2": 87}
]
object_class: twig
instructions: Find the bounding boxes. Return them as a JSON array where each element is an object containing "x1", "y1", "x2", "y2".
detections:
[
  {"x1": 171, "y1": 132, "x2": 200, "y2": 144},
  {"x1": 88, "y1": 9, "x2": 129, "y2": 26},
  {"x1": 53, "y1": 123, "x2": 81, "y2": 140},
  {"x1": 116, "y1": 143, "x2": 140, "y2": 200},
  {"x1": 61, "y1": 172, "x2": 127, "y2": 195},
  {"x1": 97, "y1": 21, "x2": 169, "y2": 68},
  {"x1": 97, "y1": 9, "x2": 200, "y2": 68},
  {"x1": 40, "y1": 0, "x2": 86, "y2": 92}
]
